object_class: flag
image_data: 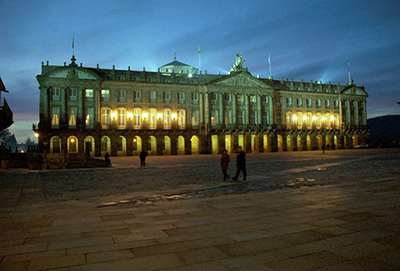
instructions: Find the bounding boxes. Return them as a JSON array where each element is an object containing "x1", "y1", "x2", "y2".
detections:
[{"x1": 268, "y1": 54, "x2": 271, "y2": 65}]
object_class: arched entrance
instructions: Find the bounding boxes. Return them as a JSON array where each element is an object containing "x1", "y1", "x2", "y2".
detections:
[
  {"x1": 117, "y1": 136, "x2": 127, "y2": 156},
  {"x1": 177, "y1": 135, "x2": 185, "y2": 155},
  {"x1": 251, "y1": 134, "x2": 258, "y2": 153},
  {"x1": 277, "y1": 134, "x2": 284, "y2": 152},
  {"x1": 50, "y1": 136, "x2": 61, "y2": 153},
  {"x1": 224, "y1": 135, "x2": 232, "y2": 153},
  {"x1": 286, "y1": 135, "x2": 293, "y2": 151},
  {"x1": 84, "y1": 136, "x2": 95, "y2": 157},
  {"x1": 307, "y1": 135, "x2": 312, "y2": 150},
  {"x1": 263, "y1": 134, "x2": 270, "y2": 152},
  {"x1": 325, "y1": 135, "x2": 332, "y2": 149},
  {"x1": 352, "y1": 134, "x2": 358, "y2": 148},
  {"x1": 297, "y1": 135, "x2": 302, "y2": 151},
  {"x1": 101, "y1": 136, "x2": 111, "y2": 156},
  {"x1": 316, "y1": 135, "x2": 323, "y2": 150},
  {"x1": 191, "y1": 135, "x2": 200, "y2": 154},
  {"x1": 164, "y1": 136, "x2": 171, "y2": 155},
  {"x1": 67, "y1": 136, "x2": 78, "y2": 153},
  {"x1": 211, "y1": 135, "x2": 218, "y2": 154},
  {"x1": 333, "y1": 135, "x2": 338, "y2": 149},
  {"x1": 132, "y1": 136, "x2": 142, "y2": 155},
  {"x1": 148, "y1": 136, "x2": 157, "y2": 155},
  {"x1": 238, "y1": 135, "x2": 245, "y2": 150}
]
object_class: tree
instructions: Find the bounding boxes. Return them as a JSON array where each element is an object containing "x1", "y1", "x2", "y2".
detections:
[{"x1": 0, "y1": 129, "x2": 17, "y2": 151}]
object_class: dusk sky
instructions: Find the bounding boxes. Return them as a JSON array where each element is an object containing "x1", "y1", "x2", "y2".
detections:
[{"x1": 1, "y1": 0, "x2": 399, "y2": 142}]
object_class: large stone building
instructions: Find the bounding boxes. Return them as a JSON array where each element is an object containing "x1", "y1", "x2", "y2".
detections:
[{"x1": 34, "y1": 54, "x2": 369, "y2": 157}]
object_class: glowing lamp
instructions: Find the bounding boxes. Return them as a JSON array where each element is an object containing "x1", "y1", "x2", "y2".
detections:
[
  {"x1": 331, "y1": 116, "x2": 335, "y2": 121},
  {"x1": 292, "y1": 115, "x2": 298, "y2": 121},
  {"x1": 142, "y1": 112, "x2": 148, "y2": 119},
  {"x1": 111, "y1": 112, "x2": 117, "y2": 119},
  {"x1": 171, "y1": 113, "x2": 177, "y2": 119},
  {"x1": 157, "y1": 113, "x2": 163, "y2": 119},
  {"x1": 312, "y1": 116, "x2": 317, "y2": 121},
  {"x1": 321, "y1": 116, "x2": 326, "y2": 121},
  {"x1": 303, "y1": 115, "x2": 307, "y2": 120},
  {"x1": 127, "y1": 112, "x2": 133, "y2": 119},
  {"x1": 133, "y1": 138, "x2": 137, "y2": 142},
  {"x1": 34, "y1": 133, "x2": 39, "y2": 138},
  {"x1": 70, "y1": 138, "x2": 75, "y2": 143},
  {"x1": 188, "y1": 74, "x2": 193, "y2": 78}
]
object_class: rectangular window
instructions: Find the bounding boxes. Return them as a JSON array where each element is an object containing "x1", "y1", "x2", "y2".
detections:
[
  {"x1": 297, "y1": 98, "x2": 302, "y2": 108},
  {"x1": 334, "y1": 100, "x2": 339, "y2": 109},
  {"x1": 211, "y1": 93, "x2": 218, "y2": 104},
  {"x1": 316, "y1": 99, "x2": 321, "y2": 108},
  {"x1": 85, "y1": 89, "x2": 93, "y2": 101},
  {"x1": 178, "y1": 92, "x2": 185, "y2": 104},
  {"x1": 101, "y1": 90, "x2": 110, "y2": 102},
  {"x1": 286, "y1": 98, "x2": 292, "y2": 107},
  {"x1": 118, "y1": 90, "x2": 126, "y2": 102},
  {"x1": 325, "y1": 100, "x2": 330, "y2": 109},
  {"x1": 262, "y1": 96, "x2": 268, "y2": 105},
  {"x1": 224, "y1": 111, "x2": 230, "y2": 126},
  {"x1": 149, "y1": 108, "x2": 156, "y2": 129},
  {"x1": 191, "y1": 93, "x2": 198, "y2": 104},
  {"x1": 69, "y1": 88, "x2": 77, "y2": 101},
  {"x1": 163, "y1": 92, "x2": 171, "y2": 103},
  {"x1": 51, "y1": 107, "x2": 60, "y2": 128},
  {"x1": 164, "y1": 109, "x2": 171, "y2": 129},
  {"x1": 224, "y1": 94, "x2": 231, "y2": 103},
  {"x1": 133, "y1": 108, "x2": 141, "y2": 129},
  {"x1": 276, "y1": 97, "x2": 281, "y2": 106},
  {"x1": 52, "y1": 88, "x2": 60, "y2": 101},
  {"x1": 262, "y1": 111, "x2": 268, "y2": 125},
  {"x1": 134, "y1": 91, "x2": 141, "y2": 102},
  {"x1": 118, "y1": 108, "x2": 126, "y2": 129},
  {"x1": 101, "y1": 108, "x2": 110, "y2": 128},
  {"x1": 237, "y1": 111, "x2": 244, "y2": 125},
  {"x1": 178, "y1": 110, "x2": 185, "y2": 129},
  {"x1": 250, "y1": 111, "x2": 256, "y2": 125},
  {"x1": 149, "y1": 91, "x2": 156, "y2": 103},
  {"x1": 306, "y1": 99, "x2": 312, "y2": 108},
  {"x1": 211, "y1": 110, "x2": 218, "y2": 127}
]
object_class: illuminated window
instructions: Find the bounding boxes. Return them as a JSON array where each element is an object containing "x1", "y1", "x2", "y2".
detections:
[
  {"x1": 133, "y1": 108, "x2": 141, "y2": 129},
  {"x1": 237, "y1": 95, "x2": 244, "y2": 105},
  {"x1": 101, "y1": 107, "x2": 110, "y2": 128},
  {"x1": 296, "y1": 112, "x2": 302, "y2": 126},
  {"x1": 101, "y1": 90, "x2": 110, "y2": 102},
  {"x1": 86, "y1": 108, "x2": 94, "y2": 128},
  {"x1": 224, "y1": 111, "x2": 230, "y2": 126},
  {"x1": 118, "y1": 108, "x2": 126, "y2": 129},
  {"x1": 178, "y1": 109, "x2": 186, "y2": 129},
  {"x1": 69, "y1": 108, "x2": 77, "y2": 128},
  {"x1": 211, "y1": 110, "x2": 218, "y2": 127},
  {"x1": 306, "y1": 112, "x2": 312, "y2": 128},
  {"x1": 149, "y1": 108, "x2": 157, "y2": 129},
  {"x1": 192, "y1": 110, "x2": 199, "y2": 128},
  {"x1": 286, "y1": 112, "x2": 292, "y2": 128},
  {"x1": 164, "y1": 109, "x2": 171, "y2": 129},
  {"x1": 51, "y1": 107, "x2": 60, "y2": 128}
]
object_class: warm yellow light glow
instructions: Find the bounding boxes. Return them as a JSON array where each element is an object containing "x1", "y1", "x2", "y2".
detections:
[
  {"x1": 157, "y1": 113, "x2": 163, "y2": 119},
  {"x1": 171, "y1": 113, "x2": 177, "y2": 119},
  {"x1": 70, "y1": 138, "x2": 75, "y2": 143},
  {"x1": 293, "y1": 115, "x2": 298, "y2": 121},
  {"x1": 142, "y1": 112, "x2": 148, "y2": 119},
  {"x1": 331, "y1": 116, "x2": 335, "y2": 121},
  {"x1": 111, "y1": 112, "x2": 117, "y2": 119},
  {"x1": 133, "y1": 138, "x2": 137, "y2": 142},
  {"x1": 127, "y1": 112, "x2": 133, "y2": 119},
  {"x1": 321, "y1": 116, "x2": 326, "y2": 121},
  {"x1": 312, "y1": 116, "x2": 317, "y2": 121},
  {"x1": 34, "y1": 133, "x2": 39, "y2": 138},
  {"x1": 188, "y1": 73, "x2": 193, "y2": 78},
  {"x1": 303, "y1": 115, "x2": 307, "y2": 120}
]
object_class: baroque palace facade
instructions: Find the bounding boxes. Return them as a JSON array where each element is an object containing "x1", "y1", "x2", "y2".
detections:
[{"x1": 34, "y1": 54, "x2": 368, "y2": 157}]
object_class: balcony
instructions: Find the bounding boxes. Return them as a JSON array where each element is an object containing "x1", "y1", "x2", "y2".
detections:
[{"x1": 0, "y1": 98, "x2": 13, "y2": 130}]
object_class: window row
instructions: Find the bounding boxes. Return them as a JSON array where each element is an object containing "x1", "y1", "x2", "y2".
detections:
[
  {"x1": 285, "y1": 112, "x2": 340, "y2": 129},
  {"x1": 284, "y1": 98, "x2": 339, "y2": 109}
]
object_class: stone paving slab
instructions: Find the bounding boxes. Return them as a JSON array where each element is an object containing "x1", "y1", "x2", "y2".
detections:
[{"x1": 0, "y1": 149, "x2": 399, "y2": 270}]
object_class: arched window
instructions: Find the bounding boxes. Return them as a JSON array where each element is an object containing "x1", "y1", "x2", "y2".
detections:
[
  {"x1": 69, "y1": 108, "x2": 77, "y2": 128},
  {"x1": 133, "y1": 108, "x2": 141, "y2": 129},
  {"x1": 101, "y1": 107, "x2": 111, "y2": 129},
  {"x1": 286, "y1": 112, "x2": 292, "y2": 128},
  {"x1": 118, "y1": 108, "x2": 126, "y2": 129},
  {"x1": 178, "y1": 109, "x2": 185, "y2": 129},
  {"x1": 67, "y1": 136, "x2": 78, "y2": 153},
  {"x1": 148, "y1": 108, "x2": 157, "y2": 129},
  {"x1": 164, "y1": 109, "x2": 171, "y2": 129},
  {"x1": 50, "y1": 136, "x2": 61, "y2": 153}
]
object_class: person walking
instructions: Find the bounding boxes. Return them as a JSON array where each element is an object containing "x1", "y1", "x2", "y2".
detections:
[
  {"x1": 104, "y1": 152, "x2": 111, "y2": 167},
  {"x1": 232, "y1": 146, "x2": 246, "y2": 181},
  {"x1": 220, "y1": 149, "x2": 230, "y2": 181},
  {"x1": 139, "y1": 150, "x2": 148, "y2": 167}
]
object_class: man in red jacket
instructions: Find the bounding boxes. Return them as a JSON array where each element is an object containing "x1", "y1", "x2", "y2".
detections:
[{"x1": 220, "y1": 149, "x2": 230, "y2": 181}]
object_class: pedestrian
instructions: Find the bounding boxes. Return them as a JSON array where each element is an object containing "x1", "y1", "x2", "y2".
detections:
[
  {"x1": 104, "y1": 152, "x2": 111, "y2": 167},
  {"x1": 220, "y1": 149, "x2": 230, "y2": 181},
  {"x1": 139, "y1": 149, "x2": 148, "y2": 167},
  {"x1": 232, "y1": 146, "x2": 246, "y2": 181},
  {"x1": 322, "y1": 144, "x2": 326, "y2": 154}
]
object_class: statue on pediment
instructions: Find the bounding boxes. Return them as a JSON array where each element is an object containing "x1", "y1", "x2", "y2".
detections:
[{"x1": 230, "y1": 53, "x2": 246, "y2": 73}]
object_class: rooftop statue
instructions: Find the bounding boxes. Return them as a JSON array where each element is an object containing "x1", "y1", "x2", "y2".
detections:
[{"x1": 230, "y1": 53, "x2": 246, "y2": 73}]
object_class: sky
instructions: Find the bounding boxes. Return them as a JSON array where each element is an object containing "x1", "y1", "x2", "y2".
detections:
[{"x1": 1, "y1": 0, "x2": 399, "y2": 143}]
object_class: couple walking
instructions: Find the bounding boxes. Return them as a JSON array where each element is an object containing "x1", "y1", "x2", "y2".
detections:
[{"x1": 220, "y1": 146, "x2": 246, "y2": 181}]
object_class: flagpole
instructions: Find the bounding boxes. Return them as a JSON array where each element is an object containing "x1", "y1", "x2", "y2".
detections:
[
  {"x1": 198, "y1": 45, "x2": 201, "y2": 73},
  {"x1": 72, "y1": 34, "x2": 75, "y2": 56},
  {"x1": 268, "y1": 54, "x2": 272, "y2": 79}
]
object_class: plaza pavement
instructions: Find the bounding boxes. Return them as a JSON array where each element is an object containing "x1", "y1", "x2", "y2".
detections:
[{"x1": 0, "y1": 149, "x2": 399, "y2": 270}]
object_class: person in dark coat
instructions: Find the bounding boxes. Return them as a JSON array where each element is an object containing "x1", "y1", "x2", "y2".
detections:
[
  {"x1": 139, "y1": 150, "x2": 148, "y2": 167},
  {"x1": 233, "y1": 146, "x2": 246, "y2": 181},
  {"x1": 104, "y1": 152, "x2": 111, "y2": 167},
  {"x1": 220, "y1": 149, "x2": 230, "y2": 181}
]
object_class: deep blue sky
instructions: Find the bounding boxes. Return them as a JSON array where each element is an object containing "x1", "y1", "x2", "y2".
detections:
[{"x1": 1, "y1": 0, "x2": 399, "y2": 142}]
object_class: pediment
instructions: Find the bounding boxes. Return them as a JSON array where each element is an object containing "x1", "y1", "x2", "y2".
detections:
[
  {"x1": 211, "y1": 72, "x2": 272, "y2": 89},
  {"x1": 341, "y1": 86, "x2": 368, "y2": 97},
  {"x1": 45, "y1": 67, "x2": 102, "y2": 80}
]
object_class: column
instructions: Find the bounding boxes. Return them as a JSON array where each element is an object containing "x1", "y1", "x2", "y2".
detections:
[
  {"x1": 244, "y1": 94, "x2": 249, "y2": 125},
  {"x1": 354, "y1": 100, "x2": 359, "y2": 126},
  {"x1": 256, "y1": 95, "x2": 262, "y2": 126},
  {"x1": 219, "y1": 93, "x2": 224, "y2": 125},
  {"x1": 268, "y1": 96, "x2": 274, "y2": 125}
]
